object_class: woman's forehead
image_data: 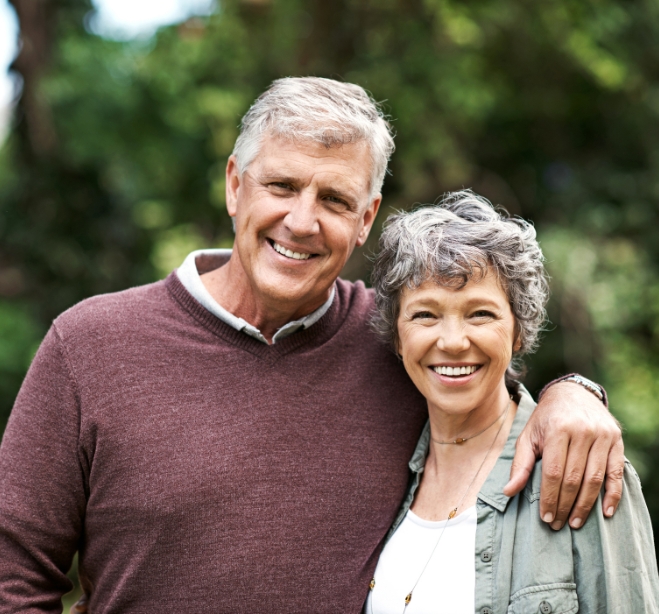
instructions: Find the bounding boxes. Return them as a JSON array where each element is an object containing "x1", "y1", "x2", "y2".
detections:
[{"x1": 401, "y1": 270, "x2": 510, "y2": 306}]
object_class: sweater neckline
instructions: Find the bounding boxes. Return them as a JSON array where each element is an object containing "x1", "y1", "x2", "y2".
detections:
[{"x1": 164, "y1": 272, "x2": 348, "y2": 361}]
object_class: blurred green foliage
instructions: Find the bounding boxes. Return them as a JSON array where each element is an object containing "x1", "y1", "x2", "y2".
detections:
[{"x1": 2, "y1": 0, "x2": 659, "y2": 546}]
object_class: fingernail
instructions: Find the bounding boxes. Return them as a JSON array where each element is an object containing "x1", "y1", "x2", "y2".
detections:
[
  {"x1": 543, "y1": 512, "x2": 554, "y2": 523},
  {"x1": 606, "y1": 506, "x2": 615, "y2": 517},
  {"x1": 550, "y1": 521, "x2": 563, "y2": 531},
  {"x1": 570, "y1": 517, "x2": 582, "y2": 529}
]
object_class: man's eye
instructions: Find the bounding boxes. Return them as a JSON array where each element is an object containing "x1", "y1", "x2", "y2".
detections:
[
  {"x1": 269, "y1": 182, "x2": 293, "y2": 191},
  {"x1": 324, "y1": 195, "x2": 349, "y2": 209}
]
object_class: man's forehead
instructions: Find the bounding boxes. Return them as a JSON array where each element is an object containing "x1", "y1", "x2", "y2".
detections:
[{"x1": 251, "y1": 137, "x2": 372, "y2": 185}]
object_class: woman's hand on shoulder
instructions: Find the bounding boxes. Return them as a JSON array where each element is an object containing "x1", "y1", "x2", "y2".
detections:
[{"x1": 503, "y1": 381, "x2": 624, "y2": 531}]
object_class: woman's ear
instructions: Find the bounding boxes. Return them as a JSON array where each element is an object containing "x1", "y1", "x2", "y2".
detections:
[
  {"x1": 513, "y1": 336, "x2": 522, "y2": 352},
  {"x1": 395, "y1": 337, "x2": 403, "y2": 360}
]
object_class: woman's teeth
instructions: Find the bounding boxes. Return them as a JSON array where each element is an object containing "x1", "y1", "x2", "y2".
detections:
[{"x1": 433, "y1": 365, "x2": 480, "y2": 377}]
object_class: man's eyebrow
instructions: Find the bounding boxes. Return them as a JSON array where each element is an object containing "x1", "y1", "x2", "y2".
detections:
[{"x1": 258, "y1": 174, "x2": 301, "y2": 185}]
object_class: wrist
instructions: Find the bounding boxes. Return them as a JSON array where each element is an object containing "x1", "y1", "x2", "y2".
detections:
[{"x1": 539, "y1": 373, "x2": 608, "y2": 408}]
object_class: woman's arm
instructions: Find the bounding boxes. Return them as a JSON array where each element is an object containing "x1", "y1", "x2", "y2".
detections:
[
  {"x1": 571, "y1": 461, "x2": 659, "y2": 613},
  {"x1": 504, "y1": 381, "x2": 624, "y2": 530}
]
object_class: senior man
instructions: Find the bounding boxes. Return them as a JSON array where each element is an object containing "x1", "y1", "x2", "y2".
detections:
[{"x1": 0, "y1": 77, "x2": 623, "y2": 613}]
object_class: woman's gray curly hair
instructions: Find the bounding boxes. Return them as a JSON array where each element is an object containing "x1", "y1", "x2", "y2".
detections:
[{"x1": 371, "y1": 190, "x2": 549, "y2": 379}]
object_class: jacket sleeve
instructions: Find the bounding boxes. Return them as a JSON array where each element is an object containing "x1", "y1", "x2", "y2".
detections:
[
  {"x1": 0, "y1": 325, "x2": 86, "y2": 613},
  {"x1": 572, "y1": 461, "x2": 659, "y2": 613}
]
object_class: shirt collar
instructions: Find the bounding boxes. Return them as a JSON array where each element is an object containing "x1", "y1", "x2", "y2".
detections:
[
  {"x1": 408, "y1": 384, "x2": 536, "y2": 513},
  {"x1": 176, "y1": 248, "x2": 336, "y2": 344}
]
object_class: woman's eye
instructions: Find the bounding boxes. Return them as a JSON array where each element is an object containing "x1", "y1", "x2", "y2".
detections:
[
  {"x1": 472, "y1": 310, "x2": 494, "y2": 319},
  {"x1": 411, "y1": 311, "x2": 434, "y2": 320}
]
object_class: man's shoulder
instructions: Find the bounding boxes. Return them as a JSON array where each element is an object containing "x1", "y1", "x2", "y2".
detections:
[
  {"x1": 335, "y1": 277, "x2": 375, "y2": 314},
  {"x1": 53, "y1": 278, "x2": 172, "y2": 339}
]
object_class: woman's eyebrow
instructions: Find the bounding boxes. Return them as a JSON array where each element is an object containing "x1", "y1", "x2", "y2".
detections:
[
  {"x1": 403, "y1": 295, "x2": 506, "y2": 309},
  {"x1": 465, "y1": 296, "x2": 504, "y2": 306}
]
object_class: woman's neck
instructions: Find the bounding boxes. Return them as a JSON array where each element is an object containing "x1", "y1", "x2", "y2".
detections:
[
  {"x1": 411, "y1": 386, "x2": 518, "y2": 522},
  {"x1": 427, "y1": 383, "x2": 512, "y2": 444}
]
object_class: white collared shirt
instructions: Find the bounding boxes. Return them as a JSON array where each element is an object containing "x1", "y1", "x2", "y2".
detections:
[{"x1": 176, "y1": 249, "x2": 335, "y2": 345}]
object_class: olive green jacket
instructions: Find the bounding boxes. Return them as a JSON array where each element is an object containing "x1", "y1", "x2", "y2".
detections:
[{"x1": 387, "y1": 385, "x2": 659, "y2": 614}]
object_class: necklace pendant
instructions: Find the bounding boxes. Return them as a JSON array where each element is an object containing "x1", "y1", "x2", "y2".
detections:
[
  {"x1": 405, "y1": 592, "x2": 413, "y2": 605},
  {"x1": 369, "y1": 578, "x2": 375, "y2": 591},
  {"x1": 454, "y1": 437, "x2": 466, "y2": 444},
  {"x1": 448, "y1": 507, "x2": 458, "y2": 519}
]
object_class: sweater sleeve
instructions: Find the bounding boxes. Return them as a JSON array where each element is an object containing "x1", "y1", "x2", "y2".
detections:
[
  {"x1": 0, "y1": 324, "x2": 86, "y2": 613},
  {"x1": 572, "y1": 461, "x2": 659, "y2": 613}
]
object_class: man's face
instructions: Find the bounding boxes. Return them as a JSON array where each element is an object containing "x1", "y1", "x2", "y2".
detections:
[{"x1": 225, "y1": 135, "x2": 381, "y2": 317}]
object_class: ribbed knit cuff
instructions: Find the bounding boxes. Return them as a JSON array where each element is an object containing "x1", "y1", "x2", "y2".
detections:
[{"x1": 538, "y1": 373, "x2": 608, "y2": 408}]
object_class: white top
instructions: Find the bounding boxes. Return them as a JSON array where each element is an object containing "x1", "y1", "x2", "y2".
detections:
[
  {"x1": 176, "y1": 249, "x2": 335, "y2": 344},
  {"x1": 366, "y1": 506, "x2": 477, "y2": 614}
]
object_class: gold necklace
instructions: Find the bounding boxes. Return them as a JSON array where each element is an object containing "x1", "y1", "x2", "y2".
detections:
[
  {"x1": 431, "y1": 401, "x2": 510, "y2": 445},
  {"x1": 368, "y1": 399, "x2": 512, "y2": 614}
]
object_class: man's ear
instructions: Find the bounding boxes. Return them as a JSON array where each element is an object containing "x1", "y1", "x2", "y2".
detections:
[
  {"x1": 226, "y1": 156, "x2": 241, "y2": 218},
  {"x1": 355, "y1": 194, "x2": 382, "y2": 247}
]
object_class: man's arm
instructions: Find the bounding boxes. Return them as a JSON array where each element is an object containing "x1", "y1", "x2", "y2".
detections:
[
  {"x1": 504, "y1": 380, "x2": 624, "y2": 531},
  {"x1": 0, "y1": 325, "x2": 85, "y2": 611}
]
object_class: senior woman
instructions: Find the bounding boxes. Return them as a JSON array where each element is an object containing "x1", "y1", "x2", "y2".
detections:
[{"x1": 366, "y1": 191, "x2": 659, "y2": 614}]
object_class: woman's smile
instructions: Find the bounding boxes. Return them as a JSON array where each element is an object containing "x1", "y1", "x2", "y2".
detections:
[{"x1": 430, "y1": 364, "x2": 482, "y2": 387}]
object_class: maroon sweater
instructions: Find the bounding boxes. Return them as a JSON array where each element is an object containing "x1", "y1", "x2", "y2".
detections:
[{"x1": 0, "y1": 273, "x2": 427, "y2": 613}]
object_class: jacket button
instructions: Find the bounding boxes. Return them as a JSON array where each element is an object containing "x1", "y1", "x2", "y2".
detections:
[
  {"x1": 539, "y1": 601, "x2": 552, "y2": 614},
  {"x1": 481, "y1": 608, "x2": 493, "y2": 614},
  {"x1": 481, "y1": 550, "x2": 492, "y2": 562}
]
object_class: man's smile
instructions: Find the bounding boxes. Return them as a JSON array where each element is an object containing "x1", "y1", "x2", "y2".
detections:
[{"x1": 268, "y1": 238, "x2": 316, "y2": 261}]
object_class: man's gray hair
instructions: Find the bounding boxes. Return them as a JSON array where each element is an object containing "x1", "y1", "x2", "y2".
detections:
[
  {"x1": 371, "y1": 190, "x2": 549, "y2": 377},
  {"x1": 232, "y1": 77, "x2": 395, "y2": 198}
]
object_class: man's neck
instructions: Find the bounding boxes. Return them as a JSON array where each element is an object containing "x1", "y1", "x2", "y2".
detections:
[{"x1": 200, "y1": 254, "x2": 331, "y2": 343}]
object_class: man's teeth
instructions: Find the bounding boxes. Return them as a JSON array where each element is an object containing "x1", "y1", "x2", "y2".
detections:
[
  {"x1": 272, "y1": 241, "x2": 311, "y2": 260},
  {"x1": 433, "y1": 365, "x2": 480, "y2": 377}
]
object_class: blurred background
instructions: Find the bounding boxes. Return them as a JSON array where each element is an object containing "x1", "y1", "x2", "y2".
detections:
[{"x1": 1, "y1": 0, "x2": 659, "y2": 599}]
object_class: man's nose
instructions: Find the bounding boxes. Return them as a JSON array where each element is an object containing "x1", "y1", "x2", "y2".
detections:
[
  {"x1": 283, "y1": 192, "x2": 320, "y2": 237},
  {"x1": 436, "y1": 320, "x2": 470, "y2": 354}
]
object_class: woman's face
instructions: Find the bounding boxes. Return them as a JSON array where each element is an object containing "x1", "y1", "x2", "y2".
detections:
[{"x1": 396, "y1": 268, "x2": 519, "y2": 418}]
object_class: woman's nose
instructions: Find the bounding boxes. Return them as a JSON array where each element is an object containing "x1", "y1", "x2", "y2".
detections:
[
  {"x1": 435, "y1": 321, "x2": 470, "y2": 354},
  {"x1": 283, "y1": 193, "x2": 320, "y2": 237}
]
